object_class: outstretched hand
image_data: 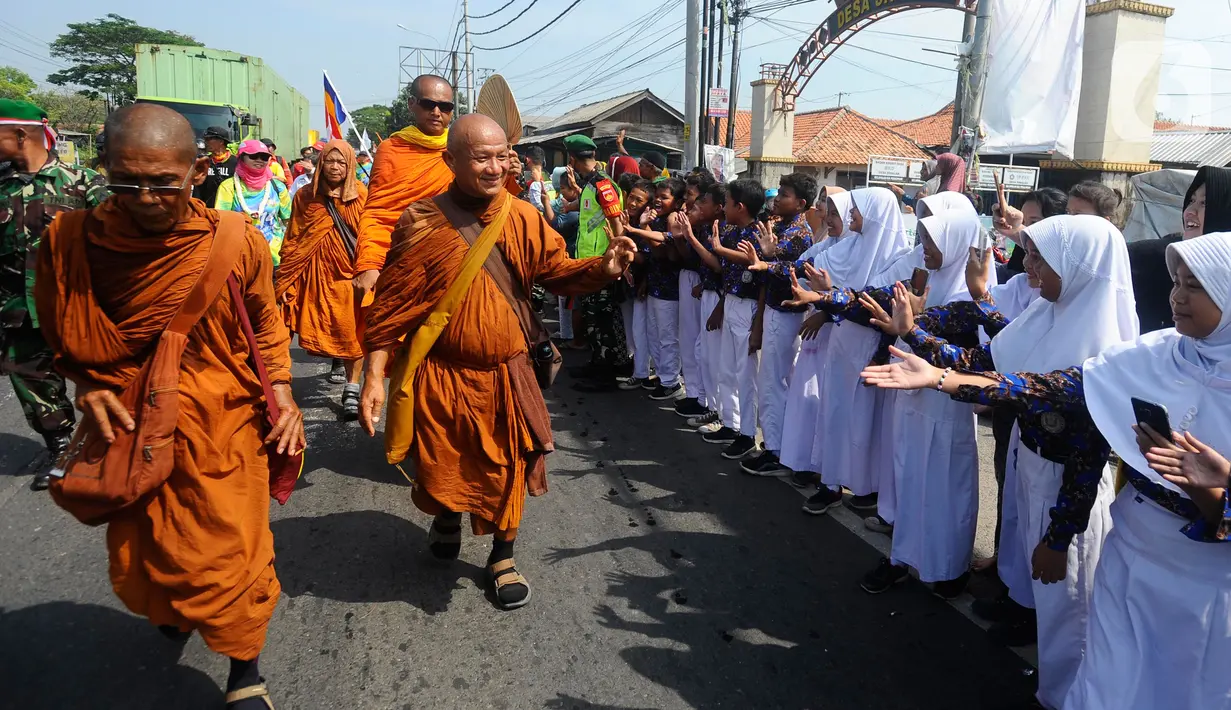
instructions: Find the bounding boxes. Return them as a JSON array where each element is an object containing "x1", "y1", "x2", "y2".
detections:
[
  {"x1": 859, "y1": 345, "x2": 942, "y2": 390},
  {"x1": 802, "y1": 262, "x2": 831, "y2": 292},
  {"x1": 739, "y1": 240, "x2": 768, "y2": 270},
  {"x1": 755, "y1": 220, "x2": 778, "y2": 257},
  {"x1": 965, "y1": 246, "x2": 993, "y2": 300},
  {"x1": 781, "y1": 269, "x2": 822, "y2": 309}
]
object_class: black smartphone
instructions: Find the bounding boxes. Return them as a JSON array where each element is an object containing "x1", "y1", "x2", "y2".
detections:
[
  {"x1": 1130, "y1": 397, "x2": 1172, "y2": 436},
  {"x1": 910, "y1": 267, "x2": 929, "y2": 296}
]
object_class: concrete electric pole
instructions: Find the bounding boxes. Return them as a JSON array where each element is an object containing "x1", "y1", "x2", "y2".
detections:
[
  {"x1": 726, "y1": 0, "x2": 742, "y2": 149},
  {"x1": 686, "y1": 0, "x2": 701, "y2": 170},
  {"x1": 463, "y1": 0, "x2": 475, "y2": 115},
  {"x1": 952, "y1": 1, "x2": 992, "y2": 161}
]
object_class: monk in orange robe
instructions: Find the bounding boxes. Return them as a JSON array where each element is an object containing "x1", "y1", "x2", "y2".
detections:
[
  {"x1": 359, "y1": 114, "x2": 635, "y2": 610},
  {"x1": 353, "y1": 74, "x2": 523, "y2": 299},
  {"x1": 277, "y1": 138, "x2": 366, "y2": 417},
  {"x1": 35, "y1": 103, "x2": 304, "y2": 709}
]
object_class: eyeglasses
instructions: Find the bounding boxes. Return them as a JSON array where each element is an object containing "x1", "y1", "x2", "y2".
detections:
[
  {"x1": 106, "y1": 168, "x2": 195, "y2": 198},
  {"x1": 245, "y1": 153, "x2": 272, "y2": 161},
  {"x1": 416, "y1": 98, "x2": 455, "y2": 114}
]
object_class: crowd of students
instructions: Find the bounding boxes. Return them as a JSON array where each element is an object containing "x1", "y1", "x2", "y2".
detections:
[{"x1": 518, "y1": 143, "x2": 1231, "y2": 709}]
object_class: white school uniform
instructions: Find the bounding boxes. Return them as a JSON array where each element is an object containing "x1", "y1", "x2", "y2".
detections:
[
  {"x1": 649, "y1": 296, "x2": 681, "y2": 388},
  {"x1": 677, "y1": 270, "x2": 704, "y2": 397},
  {"x1": 815, "y1": 188, "x2": 912, "y2": 495},
  {"x1": 1069, "y1": 232, "x2": 1231, "y2": 710},
  {"x1": 989, "y1": 215, "x2": 1139, "y2": 709},
  {"x1": 698, "y1": 289, "x2": 722, "y2": 410},
  {"x1": 757, "y1": 307, "x2": 803, "y2": 454},
  {"x1": 630, "y1": 297, "x2": 654, "y2": 380},
  {"x1": 718, "y1": 295, "x2": 759, "y2": 433},
  {"x1": 619, "y1": 297, "x2": 634, "y2": 360}
]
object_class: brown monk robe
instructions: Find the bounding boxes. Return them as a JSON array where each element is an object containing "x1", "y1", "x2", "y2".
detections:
[
  {"x1": 35, "y1": 103, "x2": 304, "y2": 709},
  {"x1": 360, "y1": 114, "x2": 635, "y2": 610},
  {"x1": 277, "y1": 138, "x2": 367, "y2": 413}
]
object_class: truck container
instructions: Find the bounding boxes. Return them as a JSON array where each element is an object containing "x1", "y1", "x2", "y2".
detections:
[{"x1": 134, "y1": 44, "x2": 310, "y2": 157}]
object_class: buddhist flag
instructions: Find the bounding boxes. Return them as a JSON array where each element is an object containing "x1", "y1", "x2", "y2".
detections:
[{"x1": 323, "y1": 71, "x2": 351, "y2": 140}]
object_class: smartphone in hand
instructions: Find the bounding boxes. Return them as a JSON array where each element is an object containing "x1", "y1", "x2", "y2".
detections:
[
  {"x1": 910, "y1": 267, "x2": 929, "y2": 297},
  {"x1": 1131, "y1": 397, "x2": 1172, "y2": 437}
]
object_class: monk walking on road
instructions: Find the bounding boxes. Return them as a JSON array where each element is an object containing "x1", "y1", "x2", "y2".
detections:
[
  {"x1": 277, "y1": 138, "x2": 367, "y2": 418},
  {"x1": 359, "y1": 114, "x2": 635, "y2": 610},
  {"x1": 36, "y1": 103, "x2": 304, "y2": 709}
]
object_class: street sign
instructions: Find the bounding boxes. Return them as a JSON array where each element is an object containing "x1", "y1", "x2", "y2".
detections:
[
  {"x1": 970, "y1": 165, "x2": 1040, "y2": 193},
  {"x1": 707, "y1": 88, "x2": 729, "y2": 118},
  {"x1": 866, "y1": 154, "x2": 927, "y2": 185}
]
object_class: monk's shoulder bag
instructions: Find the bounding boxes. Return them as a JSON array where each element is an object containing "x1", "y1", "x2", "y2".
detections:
[
  {"x1": 435, "y1": 193, "x2": 562, "y2": 388},
  {"x1": 49, "y1": 212, "x2": 248, "y2": 526}
]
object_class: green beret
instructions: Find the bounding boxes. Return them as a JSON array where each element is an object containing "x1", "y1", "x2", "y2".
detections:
[
  {"x1": 563, "y1": 134, "x2": 597, "y2": 153},
  {"x1": 0, "y1": 98, "x2": 48, "y2": 122}
]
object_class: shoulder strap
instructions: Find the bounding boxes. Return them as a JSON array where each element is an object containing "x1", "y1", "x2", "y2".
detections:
[
  {"x1": 167, "y1": 211, "x2": 247, "y2": 334},
  {"x1": 434, "y1": 193, "x2": 549, "y2": 347},
  {"x1": 228, "y1": 273, "x2": 280, "y2": 424},
  {"x1": 323, "y1": 196, "x2": 358, "y2": 261}
]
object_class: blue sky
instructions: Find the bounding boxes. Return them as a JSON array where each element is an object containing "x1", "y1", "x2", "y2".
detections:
[{"x1": 3, "y1": 0, "x2": 1229, "y2": 135}]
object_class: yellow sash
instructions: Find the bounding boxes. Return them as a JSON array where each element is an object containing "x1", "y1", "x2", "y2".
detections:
[{"x1": 383, "y1": 196, "x2": 511, "y2": 466}]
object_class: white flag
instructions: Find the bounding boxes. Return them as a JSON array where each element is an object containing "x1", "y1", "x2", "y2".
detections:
[{"x1": 359, "y1": 130, "x2": 371, "y2": 152}]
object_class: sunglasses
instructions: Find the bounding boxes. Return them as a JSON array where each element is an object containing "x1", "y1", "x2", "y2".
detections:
[
  {"x1": 245, "y1": 153, "x2": 273, "y2": 161},
  {"x1": 106, "y1": 167, "x2": 195, "y2": 198},
  {"x1": 416, "y1": 98, "x2": 455, "y2": 114}
]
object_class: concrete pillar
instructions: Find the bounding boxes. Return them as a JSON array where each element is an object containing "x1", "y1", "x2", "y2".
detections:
[{"x1": 748, "y1": 77, "x2": 796, "y2": 188}]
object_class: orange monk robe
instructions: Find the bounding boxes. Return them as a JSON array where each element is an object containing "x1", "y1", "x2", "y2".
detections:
[
  {"x1": 36, "y1": 199, "x2": 291, "y2": 661},
  {"x1": 355, "y1": 130, "x2": 527, "y2": 274},
  {"x1": 276, "y1": 139, "x2": 367, "y2": 360},
  {"x1": 364, "y1": 187, "x2": 613, "y2": 535}
]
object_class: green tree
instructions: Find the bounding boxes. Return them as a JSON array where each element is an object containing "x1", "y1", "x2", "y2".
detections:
[
  {"x1": 29, "y1": 89, "x2": 107, "y2": 133},
  {"x1": 0, "y1": 66, "x2": 36, "y2": 101},
  {"x1": 47, "y1": 14, "x2": 202, "y2": 110},
  {"x1": 351, "y1": 104, "x2": 390, "y2": 140}
]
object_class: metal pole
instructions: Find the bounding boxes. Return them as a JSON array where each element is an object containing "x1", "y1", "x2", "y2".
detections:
[
  {"x1": 463, "y1": 0, "x2": 475, "y2": 114},
  {"x1": 950, "y1": 11, "x2": 977, "y2": 147},
  {"x1": 704, "y1": 0, "x2": 718, "y2": 147},
  {"x1": 685, "y1": 0, "x2": 701, "y2": 170},
  {"x1": 714, "y1": 0, "x2": 726, "y2": 144},
  {"x1": 962, "y1": 0, "x2": 993, "y2": 155},
  {"x1": 725, "y1": 0, "x2": 741, "y2": 149},
  {"x1": 699, "y1": 0, "x2": 710, "y2": 164}
]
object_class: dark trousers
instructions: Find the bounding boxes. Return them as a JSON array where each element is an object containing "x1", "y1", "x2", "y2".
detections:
[{"x1": 580, "y1": 282, "x2": 631, "y2": 374}]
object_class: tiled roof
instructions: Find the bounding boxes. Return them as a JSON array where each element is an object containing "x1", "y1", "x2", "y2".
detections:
[
  {"x1": 1155, "y1": 119, "x2": 1230, "y2": 132},
  {"x1": 879, "y1": 102, "x2": 955, "y2": 147},
  {"x1": 721, "y1": 107, "x2": 931, "y2": 165}
]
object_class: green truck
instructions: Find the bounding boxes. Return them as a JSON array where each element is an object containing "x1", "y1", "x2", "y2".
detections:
[{"x1": 134, "y1": 44, "x2": 310, "y2": 155}]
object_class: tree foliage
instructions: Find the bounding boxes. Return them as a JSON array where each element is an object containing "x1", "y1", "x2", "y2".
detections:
[
  {"x1": 29, "y1": 89, "x2": 107, "y2": 133},
  {"x1": 351, "y1": 104, "x2": 391, "y2": 141},
  {"x1": 47, "y1": 14, "x2": 203, "y2": 109},
  {"x1": 0, "y1": 66, "x2": 37, "y2": 101}
]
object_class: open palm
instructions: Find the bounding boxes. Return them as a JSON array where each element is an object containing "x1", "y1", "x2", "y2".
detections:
[{"x1": 860, "y1": 346, "x2": 941, "y2": 391}]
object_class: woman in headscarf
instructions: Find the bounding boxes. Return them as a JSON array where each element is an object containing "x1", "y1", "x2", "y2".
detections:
[
  {"x1": 215, "y1": 139, "x2": 293, "y2": 265},
  {"x1": 860, "y1": 214, "x2": 1139, "y2": 709},
  {"x1": 922, "y1": 152, "x2": 967, "y2": 193},
  {"x1": 1068, "y1": 231, "x2": 1231, "y2": 710},
  {"x1": 276, "y1": 139, "x2": 367, "y2": 417},
  {"x1": 1128, "y1": 166, "x2": 1231, "y2": 334}
]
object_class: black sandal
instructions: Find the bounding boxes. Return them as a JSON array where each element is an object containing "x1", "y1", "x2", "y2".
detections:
[
  {"x1": 328, "y1": 358, "x2": 346, "y2": 384},
  {"x1": 225, "y1": 681, "x2": 274, "y2": 709}
]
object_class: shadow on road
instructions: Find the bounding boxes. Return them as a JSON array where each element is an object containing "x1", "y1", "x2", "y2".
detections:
[
  {"x1": 0, "y1": 432, "x2": 44, "y2": 479},
  {"x1": 0, "y1": 602, "x2": 224, "y2": 709},
  {"x1": 273, "y1": 511, "x2": 485, "y2": 616}
]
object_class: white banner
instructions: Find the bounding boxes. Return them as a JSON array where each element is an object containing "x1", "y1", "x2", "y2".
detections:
[
  {"x1": 703, "y1": 144, "x2": 735, "y2": 182},
  {"x1": 980, "y1": 0, "x2": 1085, "y2": 157}
]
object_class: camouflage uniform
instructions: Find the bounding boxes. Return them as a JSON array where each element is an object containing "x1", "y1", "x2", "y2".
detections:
[{"x1": 0, "y1": 156, "x2": 108, "y2": 438}]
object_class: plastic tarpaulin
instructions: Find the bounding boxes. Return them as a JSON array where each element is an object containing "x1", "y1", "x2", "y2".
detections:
[
  {"x1": 980, "y1": 0, "x2": 1085, "y2": 157},
  {"x1": 1123, "y1": 168, "x2": 1196, "y2": 243}
]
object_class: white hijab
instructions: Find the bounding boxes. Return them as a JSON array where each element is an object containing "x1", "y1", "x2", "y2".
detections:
[
  {"x1": 873, "y1": 191, "x2": 986, "y2": 288},
  {"x1": 916, "y1": 191, "x2": 976, "y2": 219},
  {"x1": 1084, "y1": 232, "x2": 1231, "y2": 492},
  {"x1": 801, "y1": 191, "x2": 854, "y2": 262},
  {"x1": 919, "y1": 212, "x2": 985, "y2": 309},
  {"x1": 815, "y1": 187, "x2": 911, "y2": 290},
  {"x1": 989, "y1": 272, "x2": 1041, "y2": 320},
  {"x1": 990, "y1": 215, "x2": 1139, "y2": 374}
]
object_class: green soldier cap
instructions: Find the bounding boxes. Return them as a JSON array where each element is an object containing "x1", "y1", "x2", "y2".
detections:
[
  {"x1": 563, "y1": 134, "x2": 597, "y2": 156},
  {"x1": 0, "y1": 98, "x2": 55, "y2": 149}
]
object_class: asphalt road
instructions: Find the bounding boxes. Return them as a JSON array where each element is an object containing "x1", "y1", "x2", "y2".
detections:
[{"x1": 0, "y1": 341, "x2": 1039, "y2": 710}]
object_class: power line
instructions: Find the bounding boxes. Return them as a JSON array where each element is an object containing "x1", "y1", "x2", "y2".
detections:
[
  {"x1": 844, "y1": 42, "x2": 957, "y2": 72},
  {"x1": 471, "y1": 0, "x2": 519, "y2": 19},
  {"x1": 471, "y1": 0, "x2": 543, "y2": 35},
  {"x1": 474, "y1": 0, "x2": 589, "y2": 51}
]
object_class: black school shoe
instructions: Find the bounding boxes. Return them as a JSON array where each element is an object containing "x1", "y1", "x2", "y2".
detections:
[
  {"x1": 720, "y1": 435, "x2": 757, "y2": 460},
  {"x1": 674, "y1": 397, "x2": 709, "y2": 417},
  {"x1": 649, "y1": 382, "x2": 685, "y2": 401},
  {"x1": 790, "y1": 470, "x2": 820, "y2": 488},
  {"x1": 861, "y1": 558, "x2": 909, "y2": 594},
  {"x1": 741, "y1": 451, "x2": 789, "y2": 476},
  {"x1": 802, "y1": 486, "x2": 844, "y2": 515},
  {"x1": 701, "y1": 425, "x2": 739, "y2": 444},
  {"x1": 847, "y1": 492, "x2": 879, "y2": 511},
  {"x1": 931, "y1": 572, "x2": 970, "y2": 600},
  {"x1": 641, "y1": 376, "x2": 660, "y2": 391}
]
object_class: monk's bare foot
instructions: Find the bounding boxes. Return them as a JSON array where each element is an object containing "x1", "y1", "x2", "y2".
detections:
[
  {"x1": 489, "y1": 558, "x2": 531, "y2": 610},
  {"x1": 428, "y1": 514, "x2": 462, "y2": 560},
  {"x1": 328, "y1": 358, "x2": 346, "y2": 384}
]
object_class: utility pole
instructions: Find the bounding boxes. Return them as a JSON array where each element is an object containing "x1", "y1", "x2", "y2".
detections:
[
  {"x1": 463, "y1": 0, "x2": 475, "y2": 115},
  {"x1": 713, "y1": 0, "x2": 726, "y2": 145},
  {"x1": 704, "y1": 0, "x2": 713, "y2": 164},
  {"x1": 704, "y1": 0, "x2": 717, "y2": 148},
  {"x1": 685, "y1": 0, "x2": 701, "y2": 170},
  {"x1": 963, "y1": 0, "x2": 993, "y2": 141},
  {"x1": 950, "y1": 11, "x2": 977, "y2": 146},
  {"x1": 726, "y1": 0, "x2": 742, "y2": 149}
]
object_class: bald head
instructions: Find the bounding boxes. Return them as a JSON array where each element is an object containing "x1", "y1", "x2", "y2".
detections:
[
  {"x1": 443, "y1": 114, "x2": 511, "y2": 199},
  {"x1": 104, "y1": 103, "x2": 198, "y2": 167},
  {"x1": 410, "y1": 74, "x2": 451, "y2": 99}
]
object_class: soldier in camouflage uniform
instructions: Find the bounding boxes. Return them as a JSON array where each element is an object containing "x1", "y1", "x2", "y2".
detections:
[{"x1": 0, "y1": 99, "x2": 108, "y2": 490}]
